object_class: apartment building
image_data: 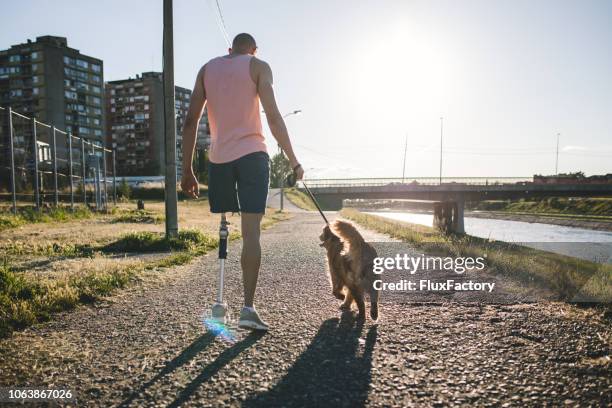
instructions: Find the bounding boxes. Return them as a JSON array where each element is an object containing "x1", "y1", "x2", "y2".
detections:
[
  {"x1": 106, "y1": 72, "x2": 209, "y2": 177},
  {"x1": 0, "y1": 35, "x2": 105, "y2": 145}
]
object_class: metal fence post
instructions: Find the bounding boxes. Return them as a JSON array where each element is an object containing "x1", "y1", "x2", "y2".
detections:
[
  {"x1": 112, "y1": 148, "x2": 117, "y2": 205},
  {"x1": 81, "y1": 137, "x2": 86, "y2": 206},
  {"x1": 32, "y1": 118, "x2": 40, "y2": 211},
  {"x1": 68, "y1": 132, "x2": 74, "y2": 211},
  {"x1": 102, "y1": 148, "x2": 108, "y2": 210},
  {"x1": 8, "y1": 108, "x2": 16, "y2": 215},
  {"x1": 51, "y1": 126, "x2": 58, "y2": 206}
]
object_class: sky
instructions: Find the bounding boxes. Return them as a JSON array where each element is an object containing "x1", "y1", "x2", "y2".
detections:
[{"x1": 2, "y1": 0, "x2": 611, "y2": 178}]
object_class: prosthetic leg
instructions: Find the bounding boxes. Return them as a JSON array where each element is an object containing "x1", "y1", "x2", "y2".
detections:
[{"x1": 211, "y1": 213, "x2": 229, "y2": 323}]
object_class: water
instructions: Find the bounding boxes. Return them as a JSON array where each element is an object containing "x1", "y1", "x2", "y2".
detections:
[{"x1": 367, "y1": 211, "x2": 612, "y2": 264}]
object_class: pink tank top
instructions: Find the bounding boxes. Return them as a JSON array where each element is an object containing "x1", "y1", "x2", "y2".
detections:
[{"x1": 204, "y1": 54, "x2": 267, "y2": 163}]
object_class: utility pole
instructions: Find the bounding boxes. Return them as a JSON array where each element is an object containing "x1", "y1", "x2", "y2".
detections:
[
  {"x1": 439, "y1": 117, "x2": 443, "y2": 185},
  {"x1": 163, "y1": 0, "x2": 178, "y2": 237},
  {"x1": 555, "y1": 132, "x2": 560, "y2": 175},
  {"x1": 401, "y1": 134, "x2": 407, "y2": 183}
]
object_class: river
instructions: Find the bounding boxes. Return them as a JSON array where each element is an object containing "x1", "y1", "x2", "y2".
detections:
[{"x1": 367, "y1": 211, "x2": 612, "y2": 264}]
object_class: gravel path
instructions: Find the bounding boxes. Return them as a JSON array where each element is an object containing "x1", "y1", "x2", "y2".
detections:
[{"x1": 0, "y1": 213, "x2": 610, "y2": 407}]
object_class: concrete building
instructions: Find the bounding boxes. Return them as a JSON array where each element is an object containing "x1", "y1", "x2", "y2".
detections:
[
  {"x1": 105, "y1": 72, "x2": 209, "y2": 177},
  {"x1": 0, "y1": 35, "x2": 105, "y2": 144}
]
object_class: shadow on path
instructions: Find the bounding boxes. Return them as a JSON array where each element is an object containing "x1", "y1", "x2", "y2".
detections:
[
  {"x1": 118, "y1": 332, "x2": 218, "y2": 407},
  {"x1": 243, "y1": 312, "x2": 377, "y2": 408},
  {"x1": 167, "y1": 331, "x2": 265, "y2": 407}
]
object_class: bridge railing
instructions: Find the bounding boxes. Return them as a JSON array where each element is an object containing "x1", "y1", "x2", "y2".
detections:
[{"x1": 302, "y1": 177, "x2": 533, "y2": 188}]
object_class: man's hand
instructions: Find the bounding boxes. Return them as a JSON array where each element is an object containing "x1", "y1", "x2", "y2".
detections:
[
  {"x1": 293, "y1": 164, "x2": 304, "y2": 181},
  {"x1": 181, "y1": 171, "x2": 199, "y2": 199}
]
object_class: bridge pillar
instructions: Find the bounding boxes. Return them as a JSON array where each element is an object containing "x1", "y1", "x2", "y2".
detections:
[
  {"x1": 452, "y1": 199, "x2": 465, "y2": 234},
  {"x1": 434, "y1": 199, "x2": 465, "y2": 234},
  {"x1": 433, "y1": 202, "x2": 453, "y2": 233}
]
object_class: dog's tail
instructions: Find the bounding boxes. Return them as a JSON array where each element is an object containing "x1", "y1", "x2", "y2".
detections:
[{"x1": 331, "y1": 220, "x2": 365, "y2": 247}]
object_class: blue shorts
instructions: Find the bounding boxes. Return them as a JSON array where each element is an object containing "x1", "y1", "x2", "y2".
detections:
[{"x1": 208, "y1": 151, "x2": 270, "y2": 214}]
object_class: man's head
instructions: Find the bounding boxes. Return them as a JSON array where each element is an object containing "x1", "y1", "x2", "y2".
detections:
[{"x1": 229, "y1": 33, "x2": 257, "y2": 55}]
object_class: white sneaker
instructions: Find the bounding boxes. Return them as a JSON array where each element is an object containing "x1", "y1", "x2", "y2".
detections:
[{"x1": 238, "y1": 307, "x2": 269, "y2": 331}]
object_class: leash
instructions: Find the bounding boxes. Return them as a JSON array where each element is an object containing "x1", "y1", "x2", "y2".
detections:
[{"x1": 285, "y1": 172, "x2": 329, "y2": 225}]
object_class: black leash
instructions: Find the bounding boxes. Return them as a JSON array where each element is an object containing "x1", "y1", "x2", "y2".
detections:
[{"x1": 285, "y1": 173, "x2": 329, "y2": 225}]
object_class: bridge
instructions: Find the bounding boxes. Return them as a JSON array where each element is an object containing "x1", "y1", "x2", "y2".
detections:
[{"x1": 302, "y1": 177, "x2": 612, "y2": 234}]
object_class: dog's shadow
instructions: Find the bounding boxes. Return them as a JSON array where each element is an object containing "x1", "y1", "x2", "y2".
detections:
[{"x1": 243, "y1": 311, "x2": 377, "y2": 407}]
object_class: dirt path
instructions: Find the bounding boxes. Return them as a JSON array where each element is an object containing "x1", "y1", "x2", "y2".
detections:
[{"x1": 0, "y1": 213, "x2": 609, "y2": 407}]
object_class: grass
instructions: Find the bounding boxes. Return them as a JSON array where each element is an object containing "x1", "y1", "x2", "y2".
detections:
[
  {"x1": 341, "y1": 208, "x2": 612, "y2": 303},
  {"x1": 0, "y1": 205, "x2": 291, "y2": 338},
  {"x1": 284, "y1": 188, "x2": 318, "y2": 211},
  {"x1": 112, "y1": 209, "x2": 164, "y2": 224},
  {"x1": 0, "y1": 206, "x2": 94, "y2": 231},
  {"x1": 0, "y1": 260, "x2": 138, "y2": 337},
  {"x1": 472, "y1": 197, "x2": 612, "y2": 217}
]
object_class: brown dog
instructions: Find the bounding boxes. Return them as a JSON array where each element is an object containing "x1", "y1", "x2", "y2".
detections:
[{"x1": 320, "y1": 220, "x2": 379, "y2": 320}]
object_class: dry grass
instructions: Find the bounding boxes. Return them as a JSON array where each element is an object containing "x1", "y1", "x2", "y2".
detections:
[
  {"x1": 0, "y1": 200, "x2": 291, "y2": 337},
  {"x1": 341, "y1": 208, "x2": 612, "y2": 303},
  {"x1": 284, "y1": 188, "x2": 318, "y2": 211}
]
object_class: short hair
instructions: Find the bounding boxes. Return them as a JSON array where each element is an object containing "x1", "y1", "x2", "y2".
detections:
[{"x1": 232, "y1": 33, "x2": 256, "y2": 51}]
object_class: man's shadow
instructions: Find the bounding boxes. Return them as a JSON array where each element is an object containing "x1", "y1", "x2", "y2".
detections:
[
  {"x1": 119, "y1": 331, "x2": 264, "y2": 408},
  {"x1": 243, "y1": 311, "x2": 378, "y2": 408}
]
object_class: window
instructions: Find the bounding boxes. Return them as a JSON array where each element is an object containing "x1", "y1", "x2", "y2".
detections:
[
  {"x1": 10, "y1": 89, "x2": 23, "y2": 97},
  {"x1": 76, "y1": 59, "x2": 88, "y2": 69},
  {"x1": 32, "y1": 87, "x2": 39, "y2": 95},
  {"x1": 9, "y1": 55, "x2": 21, "y2": 62},
  {"x1": 93, "y1": 108, "x2": 102, "y2": 115},
  {"x1": 33, "y1": 76, "x2": 40, "y2": 84},
  {"x1": 65, "y1": 114, "x2": 72, "y2": 121},
  {"x1": 92, "y1": 64, "x2": 101, "y2": 73},
  {"x1": 92, "y1": 75, "x2": 101, "y2": 83},
  {"x1": 92, "y1": 96, "x2": 101, "y2": 106},
  {"x1": 31, "y1": 51, "x2": 39, "y2": 59},
  {"x1": 93, "y1": 118, "x2": 100, "y2": 125},
  {"x1": 92, "y1": 86, "x2": 101, "y2": 94},
  {"x1": 63, "y1": 56, "x2": 75, "y2": 65},
  {"x1": 110, "y1": 89, "x2": 115, "y2": 95},
  {"x1": 94, "y1": 129, "x2": 102, "y2": 136},
  {"x1": 77, "y1": 82, "x2": 89, "y2": 91},
  {"x1": 65, "y1": 90, "x2": 77, "y2": 99},
  {"x1": 79, "y1": 127, "x2": 90, "y2": 135}
]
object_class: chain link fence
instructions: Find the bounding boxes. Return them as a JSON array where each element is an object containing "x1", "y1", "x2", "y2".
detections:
[{"x1": 0, "y1": 106, "x2": 116, "y2": 213}]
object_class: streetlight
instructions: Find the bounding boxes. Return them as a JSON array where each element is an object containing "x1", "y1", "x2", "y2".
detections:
[
  {"x1": 439, "y1": 117, "x2": 443, "y2": 185},
  {"x1": 555, "y1": 132, "x2": 560, "y2": 175},
  {"x1": 283, "y1": 110, "x2": 302, "y2": 118},
  {"x1": 278, "y1": 109, "x2": 302, "y2": 211}
]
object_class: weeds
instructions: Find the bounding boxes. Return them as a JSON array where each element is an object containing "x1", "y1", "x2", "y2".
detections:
[
  {"x1": 0, "y1": 206, "x2": 94, "y2": 231},
  {"x1": 112, "y1": 209, "x2": 164, "y2": 224},
  {"x1": 0, "y1": 261, "x2": 137, "y2": 338},
  {"x1": 284, "y1": 188, "x2": 318, "y2": 211},
  {"x1": 341, "y1": 208, "x2": 612, "y2": 302}
]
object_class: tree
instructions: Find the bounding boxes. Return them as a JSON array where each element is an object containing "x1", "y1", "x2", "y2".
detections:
[
  {"x1": 118, "y1": 178, "x2": 131, "y2": 200},
  {"x1": 270, "y1": 151, "x2": 291, "y2": 188}
]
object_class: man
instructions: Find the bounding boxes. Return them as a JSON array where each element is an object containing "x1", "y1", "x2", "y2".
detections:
[{"x1": 181, "y1": 33, "x2": 303, "y2": 331}]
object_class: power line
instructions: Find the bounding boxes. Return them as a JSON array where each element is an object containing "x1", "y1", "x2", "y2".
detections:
[{"x1": 208, "y1": 0, "x2": 231, "y2": 47}]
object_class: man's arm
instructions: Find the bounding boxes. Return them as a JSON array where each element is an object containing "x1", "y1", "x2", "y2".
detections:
[
  {"x1": 255, "y1": 59, "x2": 303, "y2": 179},
  {"x1": 180, "y1": 65, "x2": 207, "y2": 198}
]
